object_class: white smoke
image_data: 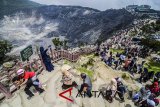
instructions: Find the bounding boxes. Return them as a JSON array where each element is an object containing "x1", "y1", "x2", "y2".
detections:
[{"x1": 0, "y1": 11, "x2": 59, "y2": 54}]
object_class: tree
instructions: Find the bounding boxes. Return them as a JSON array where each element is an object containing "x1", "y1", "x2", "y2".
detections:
[
  {"x1": 96, "y1": 39, "x2": 102, "y2": 47},
  {"x1": 156, "y1": 20, "x2": 160, "y2": 25},
  {"x1": 155, "y1": 20, "x2": 160, "y2": 32},
  {"x1": 141, "y1": 38, "x2": 160, "y2": 51},
  {"x1": 141, "y1": 21, "x2": 160, "y2": 35},
  {"x1": 78, "y1": 41, "x2": 84, "y2": 48},
  {"x1": 52, "y1": 38, "x2": 61, "y2": 50},
  {"x1": 0, "y1": 40, "x2": 12, "y2": 63},
  {"x1": 63, "y1": 40, "x2": 68, "y2": 50}
]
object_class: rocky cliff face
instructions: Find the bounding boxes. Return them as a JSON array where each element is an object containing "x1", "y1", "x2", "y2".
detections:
[{"x1": 0, "y1": 0, "x2": 135, "y2": 52}]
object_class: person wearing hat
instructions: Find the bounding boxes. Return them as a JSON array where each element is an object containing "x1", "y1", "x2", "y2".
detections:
[
  {"x1": 106, "y1": 78, "x2": 117, "y2": 103},
  {"x1": 17, "y1": 69, "x2": 44, "y2": 100},
  {"x1": 119, "y1": 54, "x2": 126, "y2": 65},
  {"x1": 133, "y1": 93, "x2": 141, "y2": 103},
  {"x1": 123, "y1": 55, "x2": 132, "y2": 71},
  {"x1": 61, "y1": 65, "x2": 78, "y2": 90},
  {"x1": 79, "y1": 73, "x2": 92, "y2": 97}
]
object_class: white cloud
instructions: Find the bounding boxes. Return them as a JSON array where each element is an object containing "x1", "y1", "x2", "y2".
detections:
[{"x1": 31, "y1": 0, "x2": 160, "y2": 11}]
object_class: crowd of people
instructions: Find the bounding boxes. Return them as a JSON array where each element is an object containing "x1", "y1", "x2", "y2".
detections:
[
  {"x1": 11, "y1": 46, "x2": 159, "y2": 106},
  {"x1": 105, "y1": 77, "x2": 160, "y2": 107},
  {"x1": 60, "y1": 63, "x2": 159, "y2": 106},
  {"x1": 132, "y1": 83, "x2": 160, "y2": 107},
  {"x1": 96, "y1": 21, "x2": 160, "y2": 106}
]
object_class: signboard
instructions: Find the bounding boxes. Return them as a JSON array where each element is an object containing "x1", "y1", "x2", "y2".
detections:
[{"x1": 20, "y1": 45, "x2": 33, "y2": 62}]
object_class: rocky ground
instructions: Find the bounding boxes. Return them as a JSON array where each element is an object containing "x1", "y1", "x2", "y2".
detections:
[{"x1": 0, "y1": 55, "x2": 146, "y2": 107}]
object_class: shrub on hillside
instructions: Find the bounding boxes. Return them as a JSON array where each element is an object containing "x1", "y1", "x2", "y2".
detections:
[
  {"x1": 122, "y1": 73, "x2": 130, "y2": 80},
  {"x1": 141, "y1": 38, "x2": 160, "y2": 51},
  {"x1": 0, "y1": 40, "x2": 12, "y2": 64}
]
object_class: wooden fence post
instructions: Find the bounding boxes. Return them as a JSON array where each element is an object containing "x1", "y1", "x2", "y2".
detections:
[
  {"x1": 70, "y1": 53, "x2": 72, "y2": 61},
  {"x1": 52, "y1": 51, "x2": 55, "y2": 62},
  {"x1": 60, "y1": 51, "x2": 63, "y2": 59},
  {"x1": 72, "y1": 53, "x2": 74, "y2": 62},
  {"x1": 64, "y1": 51, "x2": 66, "y2": 59},
  {"x1": 33, "y1": 59, "x2": 39, "y2": 71},
  {"x1": 50, "y1": 48, "x2": 54, "y2": 60},
  {"x1": 61, "y1": 50, "x2": 64, "y2": 59},
  {"x1": 58, "y1": 51, "x2": 61, "y2": 60}
]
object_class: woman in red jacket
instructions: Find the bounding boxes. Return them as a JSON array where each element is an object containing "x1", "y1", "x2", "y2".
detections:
[
  {"x1": 150, "y1": 82, "x2": 160, "y2": 97},
  {"x1": 17, "y1": 69, "x2": 44, "y2": 100}
]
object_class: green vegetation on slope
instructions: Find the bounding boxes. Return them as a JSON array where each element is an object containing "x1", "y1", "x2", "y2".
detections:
[
  {"x1": 144, "y1": 60, "x2": 160, "y2": 73},
  {"x1": 110, "y1": 48, "x2": 124, "y2": 54},
  {"x1": 77, "y1": 67, "x2": 94, "y2": 78},
  {"x1": 141, "y1": 38, "x2": 160, "y2": 51},
  {"x1": 52, "y1": 38, "x2": 68, "y2": 50},
  {"x1": 0, "y1": 40, "x2": 12, "y2": 64}
]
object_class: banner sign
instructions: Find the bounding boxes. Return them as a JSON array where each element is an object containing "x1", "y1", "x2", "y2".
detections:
[{"x1": 20, "y1": 45, "x2": 33, "y2": 61}]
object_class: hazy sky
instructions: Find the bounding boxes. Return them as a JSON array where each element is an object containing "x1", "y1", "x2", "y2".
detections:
[{"x1": 31, "y1": 0, "x2": 160, "y2": 11}]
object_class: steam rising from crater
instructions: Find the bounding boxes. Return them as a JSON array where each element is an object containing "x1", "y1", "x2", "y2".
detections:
[{"x1": 0, "y1": 12, "x2": 59, "y2": 54}]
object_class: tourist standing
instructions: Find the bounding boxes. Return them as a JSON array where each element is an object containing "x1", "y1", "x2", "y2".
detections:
[{"x1": 40, "y1": 46, "x2": 54, "y2": 72}]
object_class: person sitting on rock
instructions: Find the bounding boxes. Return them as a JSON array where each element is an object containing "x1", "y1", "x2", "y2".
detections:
[
  {"x1": 107, "y1": 52, "x2": 113, "y2": 67},
  {"x1": 17, "y1": 69, "x2": 44, "y2": 100},
  {"x1": 115, "y1": 77, "x2": 126, "y2": 102},
  {"x1": 114, "y1": 59, "x2": 120, "y2": 70},
  {"x1": 61, "y1": 65, "x2": 78, "y2": 90},
  {"x1": 79, "y1": 73, "x2": 92, "y2": 98},
  {"x1": 147, "y1": 94, "x2": 160, "y2": 106},
  {"x1": 106, "y1": 78, "x2": 117, "y2": 103},
  {"x1": 139, "y1": 68, "x2": 148, "y2": 83},
  {"x1": 150, "y1": 82, "x2": 160, "y2": 97},
  {"x1": 100, "y1": 51, "x2": 106, "y2": 59},
  {"x1": 119, "y1": 54, "x2": 126, "y2": 65},
  {"x1": 128, "y1": 57, "x2": 137, "y2": 75},
  {"x1": 138, "y1": 85, "x2": 151, "y2": 102},
  {"x1": 123, "y1": 55, "x2": 132, "y2": 71},
  {"x1": 153, "y1": 73, "x2": 160, "y2": 86},
  {"x1": 154, "y1": 72, "x2": 160, "y2": 83},
  {"x1": 140, "y1": 98, "x2": 156, "y2": 107}
]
